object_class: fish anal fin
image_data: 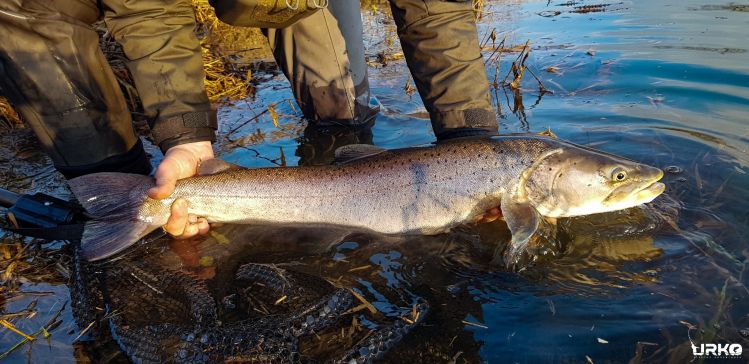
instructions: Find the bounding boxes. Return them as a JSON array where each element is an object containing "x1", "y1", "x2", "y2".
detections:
[{"x1": 333, "y1": 144, "x2": 386, "y2": 164}]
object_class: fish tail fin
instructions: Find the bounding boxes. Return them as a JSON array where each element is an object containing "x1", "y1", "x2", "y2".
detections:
[{"x1": 68, "y1": 173, "x2": 159, "y2": 261}]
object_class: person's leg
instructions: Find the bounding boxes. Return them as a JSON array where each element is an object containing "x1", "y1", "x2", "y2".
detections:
[
  {"x1": 388, "y1": 0, "x2": 498, "y2": 139},
  {"x1": 102, "y1": 0, "x2": 216, "y2": 153},
  {"x1": 0, "y1": 0, "x2": 150, "y2": 178},
  {"x1": 263, "y1": 2, "x2": 376, "y2": 125}
]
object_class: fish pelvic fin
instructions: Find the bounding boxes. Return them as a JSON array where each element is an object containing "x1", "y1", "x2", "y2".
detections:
[{"x1": 68, "y1": 172, "x2": 159, "y2": 261}]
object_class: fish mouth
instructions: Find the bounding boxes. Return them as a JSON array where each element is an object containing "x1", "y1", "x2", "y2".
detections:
[
  {"x1": 635, "y1": 181, "x2": 666, "y2": 203},
  {"x1": 633, "y1": 169, "x2": 666, "y2": 203}
]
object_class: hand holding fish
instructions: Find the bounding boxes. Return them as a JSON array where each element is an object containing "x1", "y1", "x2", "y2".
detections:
[{"x1": 148, "y1": 141, "x2": 213, "y2": 239}]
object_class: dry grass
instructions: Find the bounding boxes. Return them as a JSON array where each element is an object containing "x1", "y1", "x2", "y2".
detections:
[
  {"x1": 0, "y1": 98, "x2": 22, "y2": 130},
  {"x1": 192, "y1": 0, "x2": 269, "y2": 103}
]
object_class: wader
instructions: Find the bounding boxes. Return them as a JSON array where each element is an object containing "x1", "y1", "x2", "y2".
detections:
[
  {"x1": 387, "y1": 0, "x2": 497, "y2": 139},
  {"x1": 0, "y1": 0, "x2": 214, "y2": 178},
  {"x1": 0, "y1": 0, "x2": 496, "y2": 179},
  {"x1": 214, "y1": 0, "x2": 498, "y2": 139}
]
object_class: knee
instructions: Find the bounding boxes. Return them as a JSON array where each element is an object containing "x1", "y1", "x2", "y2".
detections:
[
  {"x1": 389, "y1": 0, "x2": 474, "y2": 30},
  {"x1": 103, "y1": 0, "x2": 198, "y2": 60}
]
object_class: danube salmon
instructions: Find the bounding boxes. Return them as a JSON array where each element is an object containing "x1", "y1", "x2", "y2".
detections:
[{"x1": 68, "y1": 135, "x2": 665, "y2": 261}]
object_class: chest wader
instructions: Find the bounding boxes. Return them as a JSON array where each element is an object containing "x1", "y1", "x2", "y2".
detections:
[
  {"x1": 0, "y1": 0, "x2": 216, "y2": 179},
  {"x1": 213, "y1": 0, "x2": 377, "y2": 126}
]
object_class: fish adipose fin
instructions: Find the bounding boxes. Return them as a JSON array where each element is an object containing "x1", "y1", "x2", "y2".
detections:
[
  {"x1": 333, "y1": 144, "x2": 386, "y2": 164},
  {"x1": 68, "y1": 173, "x2": 159, "y2": 261},
  {"x1": 497, "y1": 196, "x2": 540, "y2": 266}
]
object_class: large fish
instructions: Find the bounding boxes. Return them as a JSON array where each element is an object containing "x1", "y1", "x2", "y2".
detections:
[{"x1": 69, "y1": 135, "x2": 665, "y2": 261}]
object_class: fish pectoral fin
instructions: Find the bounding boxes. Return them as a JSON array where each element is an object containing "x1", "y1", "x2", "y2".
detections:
[
  {"x1": 198, "y1": 158, "x2": 241, "y2": 175},
  {"x1": 333, "y1": 144, "x2": 386, "y2": 164},
  {"x1": 500, "y1": 197, "x2": 540, "y2": 264}
]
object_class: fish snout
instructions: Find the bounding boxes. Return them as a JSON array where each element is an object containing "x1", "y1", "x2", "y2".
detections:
[
  {"x1": 635, "y1": 163, "x2": 664, "y2": 182},
  {"x1": 633, "y1": 164, "x2": 666, "y2": 202}
]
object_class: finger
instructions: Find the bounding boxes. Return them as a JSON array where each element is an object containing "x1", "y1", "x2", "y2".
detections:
[
  {"x1": 197, "y1": 218, "x2": 210, "y2": 235},
  {"x1": 165, "y1": 199, "x2": 189, "y2": 236},
  {"x1": 148, "y1": 159, "x2": 179, "y2": 200},
  {"x1": 178, "y1": 222, "x2": 200, "y2": 240}
]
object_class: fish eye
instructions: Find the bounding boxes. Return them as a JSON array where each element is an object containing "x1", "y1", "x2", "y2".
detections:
[{"x1": 612, "y1": 168, "x2": 627, "y2": 182}]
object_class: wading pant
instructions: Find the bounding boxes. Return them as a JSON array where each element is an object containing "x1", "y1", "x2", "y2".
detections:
[
  {"x1": 387, "y1": 0, "x2": 497, "y2": 139},
  {"x1": 0, "y1": 0, "x2": 216, "y2": 178},
  {"x1": 263, "y1": 2, "x2": 376, "y2": 125},
  {"x1": 252, "y1": 0, "x2": 498, "y2": 138}
]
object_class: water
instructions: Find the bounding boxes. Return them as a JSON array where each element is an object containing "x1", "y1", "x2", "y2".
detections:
[{"x1": 1, "y1": 0, "x2": 748, "y2": 362}]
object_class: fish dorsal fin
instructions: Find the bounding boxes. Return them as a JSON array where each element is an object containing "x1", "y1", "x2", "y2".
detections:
[
  {"x1": 333, "y1": 144, "x2": 386, "y2": 164},
  {"x1": 198, "y1": 158, "x2": 240, "y2": 175}
]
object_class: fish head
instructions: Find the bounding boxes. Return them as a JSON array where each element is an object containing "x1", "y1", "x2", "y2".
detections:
[{"x1": 524, "y1": 143, "x2": 665, "y2": 218}]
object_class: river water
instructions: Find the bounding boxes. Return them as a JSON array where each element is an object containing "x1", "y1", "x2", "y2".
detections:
[{"x1": 1, "y1": 0, "x2": 747, "y2": 362}]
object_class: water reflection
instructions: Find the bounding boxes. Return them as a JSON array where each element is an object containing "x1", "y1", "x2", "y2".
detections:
[{"x1": 295, "y1": 121, "x2": 375, "y2": 166}]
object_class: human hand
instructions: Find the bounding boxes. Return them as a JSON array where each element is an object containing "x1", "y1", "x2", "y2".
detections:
[{"x1": 148, "y1": 141, "x2": 214, "y2": 239}]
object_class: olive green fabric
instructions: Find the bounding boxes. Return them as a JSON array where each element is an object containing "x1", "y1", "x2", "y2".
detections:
[
  {"x1": 212, "y1": 0, "x2": 324, "y2": 28},
  {"x1": 218, "y1": 0, "x2": 497, "y2": 135},
  {"x1": 263, "y1": 2, "x2": 374, "y2": 125},
  {"x1": 387, "y1": 0, "x2": 497, "y2": 138},
  {"x1": 0, "y1": 0, "x2": 141, "y2": 168},
  {"x1": 102, "y1": 0, "x2": 216, "y2": 152},
  {"x1": 0, "y1": 0, "x2": 496, "y2": 177},
  {"x1": 0, "y1": 0, "x2": 215, "y2": 171}
]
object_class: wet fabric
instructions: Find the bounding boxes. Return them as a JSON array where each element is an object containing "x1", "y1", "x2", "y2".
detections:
[
  {"x1": 263, "y1": 1, "x2": 376, "y2": 125},
  {"x1": 220, "y1": 0, "x2": 499, "y2": 135},
  {"x1": 0, "y1": 0, "x2": 147, "y2": 169},
  {"x1": 0, "y1": 0, "x2": 214, "y2": 172},
  {"x1": 387, "y1": 0, "x2": 497, "y2": 139},
  {"x1": 0, "y1": 0, "x2": 497, "y2": 176}
]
